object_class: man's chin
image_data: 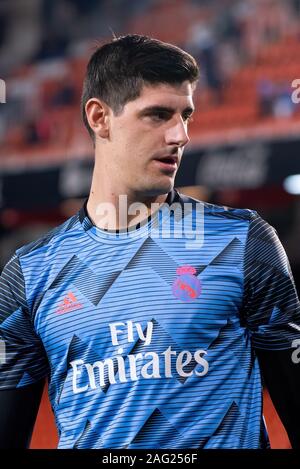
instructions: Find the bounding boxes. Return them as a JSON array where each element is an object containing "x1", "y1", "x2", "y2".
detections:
[{"x1": 142, "y1": 182, "x2": 174, "y2": 198}]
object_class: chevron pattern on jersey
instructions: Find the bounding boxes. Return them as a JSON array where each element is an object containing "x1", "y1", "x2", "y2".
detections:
[
  {"x1": 49, "y1": 255, "x2": 122, "y2": 306},
  {"x1": 1, "y1": 190, "x2": 299, "y2": 448},
  {"x1": 130, "y1": 408, "x2": 184, "y2": 448},
  {"x1": 125, "y1": 237, "x2": 178, "y2": 277},
  {"x1": 210, "y1": 237, "x2": 243, "y2": 267},
  {"x1": 207, "y1": 318, "x2": 256, "y2": 378},
  {"x1": 74, "y1": 420, "x2": 104, "y2": 449},
  {"x1": 125, "y1": 236, "x2": 237, "y2": 286}
]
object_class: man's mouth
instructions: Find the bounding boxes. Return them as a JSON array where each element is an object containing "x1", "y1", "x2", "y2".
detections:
[{"x1": 153, "y1": 155, "x2": 178, "y2": 172}]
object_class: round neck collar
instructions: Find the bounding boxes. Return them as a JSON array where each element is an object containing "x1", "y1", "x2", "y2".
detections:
[{"x1": 78, "y1": 189, "x2": 181, "y2": 244}]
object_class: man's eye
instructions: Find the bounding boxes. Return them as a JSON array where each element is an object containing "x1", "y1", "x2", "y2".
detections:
[{"x1": 150, "y1": 112, "x2": 169, "y2": 121}]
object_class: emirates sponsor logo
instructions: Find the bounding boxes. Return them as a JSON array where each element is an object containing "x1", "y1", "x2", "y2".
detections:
[{"x1": 70, "y1": 320, "x2": 209, "y2": 394}]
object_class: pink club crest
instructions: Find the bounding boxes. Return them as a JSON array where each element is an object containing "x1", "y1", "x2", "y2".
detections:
[{"x1": 172, "y1": 265, "x2": 202, "y2": 302}]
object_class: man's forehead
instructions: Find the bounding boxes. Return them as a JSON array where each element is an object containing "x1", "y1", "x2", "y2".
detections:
[{"x1": 136, "y1": 81, "x2": 195, "y2": 107}]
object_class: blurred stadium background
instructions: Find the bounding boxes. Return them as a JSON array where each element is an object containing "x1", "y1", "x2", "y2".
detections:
[{"x1": 0, "y1": 0, "x2": 299, "y2": 449}]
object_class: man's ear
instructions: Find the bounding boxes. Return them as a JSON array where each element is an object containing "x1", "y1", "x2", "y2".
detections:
[{"x1": 85, "y1": 98, "x2": 110, "y2": 139}]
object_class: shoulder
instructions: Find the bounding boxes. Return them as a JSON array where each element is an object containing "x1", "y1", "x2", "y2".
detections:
[
  {"x1": 178, "y1": 192, "x2": 280, "y2": 251},
  {"x1": 15, "y1": 211, "x2": 83, "y2": 262},
  {"x1": 175, "y1": 189, "x2": 256, "y2": 222}
]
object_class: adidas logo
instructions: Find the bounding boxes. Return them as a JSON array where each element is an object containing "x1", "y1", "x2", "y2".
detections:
[{"x1": 56, "y1": 291, "x2": 83, "y2": 315}]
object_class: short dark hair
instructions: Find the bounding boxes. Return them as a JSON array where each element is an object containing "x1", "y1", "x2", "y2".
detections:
[{"x1": 81, "y1": 34, "x2": 199, "y2": 140}]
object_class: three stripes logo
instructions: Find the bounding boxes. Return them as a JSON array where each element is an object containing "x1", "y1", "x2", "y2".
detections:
[{"x1": 56, "y1": 291, "x2": 83, "y2": 315}]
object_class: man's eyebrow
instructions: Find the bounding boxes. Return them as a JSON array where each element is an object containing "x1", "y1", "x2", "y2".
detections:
[{"x1": 138, "y1": 105, "x2": 195, "y2": 116}]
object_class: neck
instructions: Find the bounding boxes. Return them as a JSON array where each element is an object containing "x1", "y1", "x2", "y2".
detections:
[{"x1": 87, "y1": 166, "x2": 169, "y2": 231}]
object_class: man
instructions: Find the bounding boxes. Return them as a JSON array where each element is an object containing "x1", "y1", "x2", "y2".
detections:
[{"x1": 0, "y1": 34, "x2": 299, "y2": 449}]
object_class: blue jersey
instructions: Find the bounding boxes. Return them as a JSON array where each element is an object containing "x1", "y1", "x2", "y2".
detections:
[{"x1": 0, "y1": 189, "x2": 299, "y2": 448}]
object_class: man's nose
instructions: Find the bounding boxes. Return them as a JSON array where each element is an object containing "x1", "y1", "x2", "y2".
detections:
[{"x1": 164, "y1": 117, "x2": 190, "y2": 147}]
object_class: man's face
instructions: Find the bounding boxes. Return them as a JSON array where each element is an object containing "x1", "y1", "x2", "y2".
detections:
[{"x1": 105, "y1": 80, "x2": 195, "y2": 197}]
